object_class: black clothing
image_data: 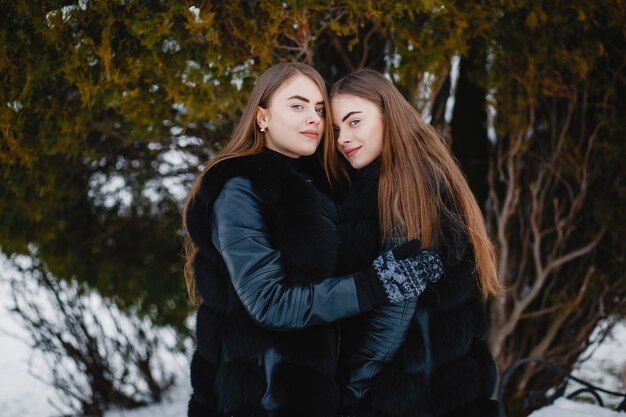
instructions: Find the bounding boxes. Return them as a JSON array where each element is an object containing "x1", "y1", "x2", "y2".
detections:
[
  {"x1": 185, "y1": 149, "x2": 450, "y2": 416},
  {"x1": 186, "y1": 150, "x2": 357, "y2": 416},
  {"x1": 212, "y1": 177, "x2": 362, "y2": 330},
  {"x1": 185, "y1": 150, "x2": 409, "y2": 417},
  {"x1": 336, "y1": 161, "x2": 499, "y2": 417}
]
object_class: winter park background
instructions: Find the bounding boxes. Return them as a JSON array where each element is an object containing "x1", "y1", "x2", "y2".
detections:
[{"x1": 3, "y1": 2, "x2": 626, "y2": 417}]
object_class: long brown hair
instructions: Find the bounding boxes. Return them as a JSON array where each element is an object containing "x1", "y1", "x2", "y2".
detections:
[
  {"x1": 182, "y1": 62, "x2": 333, "y2": 304},
  {"x1": 329, "y1": 69, "x2": 503, "y2": 299}
]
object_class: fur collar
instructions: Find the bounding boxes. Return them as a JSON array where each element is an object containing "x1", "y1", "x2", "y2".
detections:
[{"x1": 186, "y1": 149, "x2": 339, "y2": 284}]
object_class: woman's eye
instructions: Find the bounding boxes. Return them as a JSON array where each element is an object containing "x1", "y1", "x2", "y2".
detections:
[
  {"x1": 291, "y1": 104, "x2": 304, "y2": 110},
  {"x1": 349, "y1": 119, "x2": 360, "y2": 126},
  {"x1": 316, "y1": 107, "x2": 325, "y2": 115}
]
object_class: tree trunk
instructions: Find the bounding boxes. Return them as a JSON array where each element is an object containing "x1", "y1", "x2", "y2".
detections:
[
  {"x1": 450, "y1": 41, "x2": 489, "y2": 207},
  {"x1": 313, "y1": 23, "x2": 387, "y2": 84}
]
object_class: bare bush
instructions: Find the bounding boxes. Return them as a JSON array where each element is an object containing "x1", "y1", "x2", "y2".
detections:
[
  {"x1": 487, "y1": 71, "x2": 626, "y2": 398},
  {"x1": 6, "y1": 253, "x2": 178, "y2": 417}
]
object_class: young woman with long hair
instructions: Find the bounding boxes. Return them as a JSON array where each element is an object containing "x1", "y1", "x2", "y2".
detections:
[
  {"x1": 182, "y1": 62, "x2": 444, "y2": 417},
  {"x1": 329, "y1": 68, "x2": 504, "y2": 417}
]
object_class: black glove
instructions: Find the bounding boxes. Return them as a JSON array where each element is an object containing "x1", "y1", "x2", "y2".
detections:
[
  {"x1": 389, "y1": 238, "x2": 423, "y2": 259},
  {"x1": 354, "y1": 240, "x2": 444, "y2": 308}
]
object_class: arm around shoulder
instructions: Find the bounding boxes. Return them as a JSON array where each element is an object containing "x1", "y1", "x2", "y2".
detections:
[{"x1": 211, "y1": 177, "x2": 363, "y2": 330}]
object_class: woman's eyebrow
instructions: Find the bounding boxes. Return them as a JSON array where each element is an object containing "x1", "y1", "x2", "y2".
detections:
[
  {"x1": 286, "y1": 95, "x2": 325, "y2": 106},
  {"x1": 287, "y1": 95, "x2": 309, "y2": 102},
  {"x1": 342, "y1": 111, "x2": 362, "y2": 122}
]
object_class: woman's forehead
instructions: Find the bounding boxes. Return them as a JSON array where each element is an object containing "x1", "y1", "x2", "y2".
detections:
[{"x1": 273, "y1": 74, "x2": 324, "y2": 103}]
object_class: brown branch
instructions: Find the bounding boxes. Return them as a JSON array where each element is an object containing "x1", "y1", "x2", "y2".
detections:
[
  {"x1": 358, "y1": 23, "x2": 379, "y2": 69},
  {"x1": 515, "y1": 267, "x2": 592, "y2": 392},
  {"x1": 544, "y1": 228, "x2": 605, "y2": 276},
  {"x1": 428, "y1": 66, "x2": 451, "y2": 111},
  {"x1": 520, "y1": 303, "x2": 563, "y2": 319},
  {"x1": 329, "y1": 30, "x2": 355, "y2": 72},
  {"x1": 490, "y1": 135, "x2": 525, "y2": 357}
]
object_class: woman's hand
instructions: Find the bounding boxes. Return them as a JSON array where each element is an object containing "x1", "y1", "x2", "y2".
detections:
[{"x1": 368, "y1": 239, "x2": 444, "y2": 303}]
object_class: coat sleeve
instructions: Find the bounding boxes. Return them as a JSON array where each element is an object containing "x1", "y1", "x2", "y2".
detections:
[
  {"x1": 211, "y1": 177, "x2": 363, "y2": 330},
  {"x1": 339, "y1": 234, "x2": 419, "y2": 408},
  {"x1": 339, "y1": 299, "x2": 416, "y2": 407}
]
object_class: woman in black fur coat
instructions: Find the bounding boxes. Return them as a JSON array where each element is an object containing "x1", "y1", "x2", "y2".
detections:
[
  {"x1": 181, "y1": 63, "x2": 445, "y2": 417},
  {"x1": 328, "y1": 69, "x2": 505, "y2": 417}
]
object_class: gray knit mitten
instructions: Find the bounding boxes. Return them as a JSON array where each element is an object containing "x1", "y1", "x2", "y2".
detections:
[{"x1": 372, "y1": 242, "x2": 444, "y2": 303}]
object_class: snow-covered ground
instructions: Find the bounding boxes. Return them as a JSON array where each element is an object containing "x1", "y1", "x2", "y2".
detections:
[
  {"x1": 0, "y1": 256, "x2": 61, "y2": 417},
  {"x1": 527, "y1": 321, "x2": 626, "y2": 416},
  {"x1": 0, "y1": 254, "x2": 191, "y2": 417},
  {"x1": 1, "y1": 253, "x2": 624, "y2": 417},
  {"x1": 529, "y1": 397, "x2": 625, "y2": 416},
  {"x1": 569, "y1": 320, "x2": 626, "y2": 410},
  {"x1": 104, "y1": 379, "x2": 190, "y2": 417}
]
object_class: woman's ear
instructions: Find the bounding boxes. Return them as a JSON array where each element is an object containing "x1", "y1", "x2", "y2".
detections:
[{"x1": 256, "y1": 107, "x2": 268, "y2": 130}]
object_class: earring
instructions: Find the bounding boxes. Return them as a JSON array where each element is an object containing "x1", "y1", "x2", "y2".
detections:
[{"x1": 260, "y1": 127, "x2": 266, "y2": 133}]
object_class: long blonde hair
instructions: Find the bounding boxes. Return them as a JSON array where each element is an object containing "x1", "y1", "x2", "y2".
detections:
[
  {"x1": 182, "y1": 62, "x2": 333, "y2": 304},
  {"x1": 328, "y1": 69, "x2": 503, "y2": 299}
]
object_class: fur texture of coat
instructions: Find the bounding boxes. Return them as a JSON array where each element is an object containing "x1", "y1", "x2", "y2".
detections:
[
  {"x1": 185, "y1": 151, "x2": 341, "y2": 417},
  {"x1": 335, "y1": 161, "x2": 499, "y2": 417}
]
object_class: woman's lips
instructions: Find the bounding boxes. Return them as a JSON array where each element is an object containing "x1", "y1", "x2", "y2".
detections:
[
  {"x1": 344, "y1": 146, "x2": 361, "y2": 157},
  {"x1": 300, "y1": 130, "x2": 319, "y2": 139}
]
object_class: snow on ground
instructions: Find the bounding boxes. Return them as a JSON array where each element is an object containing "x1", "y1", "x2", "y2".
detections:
[
  {"x1": 104, "y1": 376, "x2": 190, "y2": 417},
  {"x1": 528, "y1": 397, "x2": 626, "y2": 416},
  {"x1": 1, "y1": 252, "x2": 624, "y2": 417},
  {"x1": 569, "y1": 320, "x2": 626, "y2": 408},
  {"x1": 0, "y1": 253, "x2": 191, "y2": 417},
  {"x1": 0, "y1": 255, "x2": 62, "y2": 417}
]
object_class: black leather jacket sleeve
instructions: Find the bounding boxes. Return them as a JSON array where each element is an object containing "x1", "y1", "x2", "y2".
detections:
[
  {"x1": 340, "y1": 235, "x2": 418, "y2": 408},
  {"x1": 211, "y1": 177, "x2": 363, "y2": 330},
  {"x1": 340, "y1": 299, "x2": 416, "y2": 407}
]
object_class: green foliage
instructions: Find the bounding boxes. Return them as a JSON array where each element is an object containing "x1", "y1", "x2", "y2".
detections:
[{"x1": 1, "y1": 0, "x2": 228, "y2": 330}]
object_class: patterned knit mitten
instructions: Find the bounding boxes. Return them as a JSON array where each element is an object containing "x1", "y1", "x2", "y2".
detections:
[{"x1": 372, "y1": 241, "x2": 444, "y2": 303}]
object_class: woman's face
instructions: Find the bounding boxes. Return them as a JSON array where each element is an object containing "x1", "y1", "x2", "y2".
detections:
[
  {"x1": 256, "y1": 74, "x2": 325, "y2": 158},
  {"x1": 331, "y1": 94, "x2": 384, "y2": 169}
]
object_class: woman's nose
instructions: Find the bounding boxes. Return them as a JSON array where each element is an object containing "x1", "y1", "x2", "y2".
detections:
[{"x1": 307, "y1": 110, "x2": 321, "y2": 125}]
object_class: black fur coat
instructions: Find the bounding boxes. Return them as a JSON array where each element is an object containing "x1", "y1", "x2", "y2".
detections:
[
  {"x1": 185, "y1": 150, "x2": 341, "y2": 417},
  {"x1": 335, "y1": 162, "x2": 499, "y2": 417}
]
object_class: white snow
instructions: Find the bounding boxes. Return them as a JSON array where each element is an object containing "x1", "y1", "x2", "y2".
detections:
[
  {"x1": 569, "y1": 321, "x2": 626, "y2": 408},
  {"x1": 528, "y1": 397, "x2": 626, "y2": 416},
  {"x1": 104, "y1": 379, "x2": 189, "y2": 417},
  {"x1": 0, "y1": 256, "x2": 61, "y2": 417},
  {"x1": 0, "y1": 253, "x2": 191, "y2": 417}
]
